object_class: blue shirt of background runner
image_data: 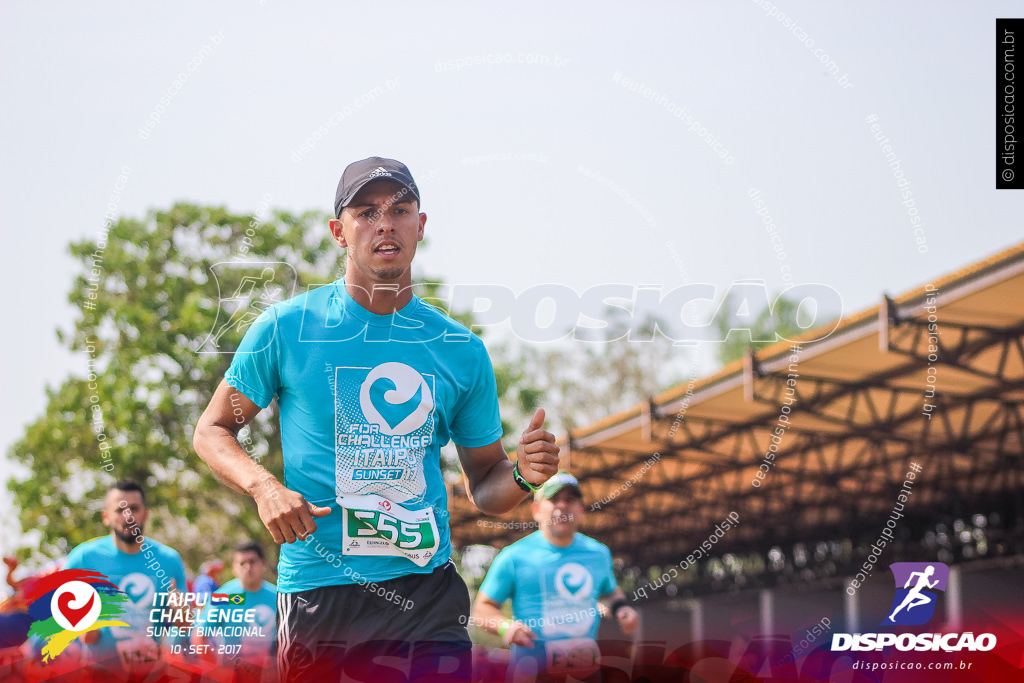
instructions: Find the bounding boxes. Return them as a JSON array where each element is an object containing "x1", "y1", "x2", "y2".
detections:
[
  {"x1": 64, "y1": 535, "x2": 186, "y2": 671},
  {"x1": 197, "y1": 578, "x2": 277, "y2": 666},
  {"x1": 479, "y1": 531, "x2": 615, "y2": 662}
]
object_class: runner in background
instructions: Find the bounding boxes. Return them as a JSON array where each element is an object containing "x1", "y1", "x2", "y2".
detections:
[
  {"x1": 195, "y1": 541, "x2": 277, "y2": 683},
  {"x1": 473, "y1": 472, "x2": 638, "y2": 682},
  {"x1": 64, "y1": 479, "x2": 187, "y2": 681}
]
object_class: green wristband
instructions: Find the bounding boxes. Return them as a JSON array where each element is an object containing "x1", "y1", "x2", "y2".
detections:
[
  {"x1": 497, "y1": 619, "x2": 512, "y2": 636},
  {"x1": 513, "y1": 463, "x2": 542, "y2": 492}
]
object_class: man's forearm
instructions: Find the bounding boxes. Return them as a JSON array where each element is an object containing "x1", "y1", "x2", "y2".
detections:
[
  {"x1": 598, "y1": 589, "x2": 627, "y2": 614},
  {"x1": 472, "y1": 601, "x2": 511, "y2": 635},
  {"x1": 467, "y1": 459, "x2": 529, "y2": 515},
  {"x1": 458, "y1": 409, "x2": 559, "y2": 514},
  {"x1": 194, "y1": 424, "x2": 277, "y2": 497}
]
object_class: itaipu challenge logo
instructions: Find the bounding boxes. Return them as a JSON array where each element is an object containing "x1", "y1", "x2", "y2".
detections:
[
  {"x1": 883, "y1": 562, "x2": 948, "y2": 626},
  {"x1": 25, "y1": 568, "x2": 129, "y2": 661}
]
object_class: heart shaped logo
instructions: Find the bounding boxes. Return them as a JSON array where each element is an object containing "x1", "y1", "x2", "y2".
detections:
[
  {"x1": 359, "y1": 363, "x2": 434, "y2": 436},
  {"x1": 370, "y1": 378, "x2": 422, "y2": 430},
  {"x1": 58, "y1": 592, "x2": 94, "y2": 628},
  {"x1": 120, "y1": 573, "x2": 155, "y2": 606},
  {"x1": 555, "y1": 563, "x2": 593, "y2": 600},
  {"x1": 50, "y1": 581, "x2": 101, "y2": 632}
]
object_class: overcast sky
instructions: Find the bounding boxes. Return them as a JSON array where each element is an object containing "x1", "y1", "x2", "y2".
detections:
[{"x1": 2, "y1": 1, "x2": 1021, "y2": 560}]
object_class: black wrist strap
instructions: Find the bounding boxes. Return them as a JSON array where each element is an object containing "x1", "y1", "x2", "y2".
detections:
[
  {"x1": 610, "y1": 599, "x2": 629, "y2": 617},
  {"x1": 512, "y1": 463, "x2": 541, "y2": 492}
]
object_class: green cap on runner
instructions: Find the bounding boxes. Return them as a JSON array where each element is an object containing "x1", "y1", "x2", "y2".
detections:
[{"x1": 535, "y1": 472, "x2": 582, "y2": 501}]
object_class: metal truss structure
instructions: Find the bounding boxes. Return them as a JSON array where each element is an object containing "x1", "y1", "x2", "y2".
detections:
[{"x1": 448, "y1": 244, "x2": 1024, "y2": 595}]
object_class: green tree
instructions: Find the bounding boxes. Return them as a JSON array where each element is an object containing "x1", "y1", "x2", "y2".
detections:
[
  {"x1": 7, "y1": 203, "x2": 490, "y2": 574},
  {"x1": 713, "y1": 289, "x2": 811, "y2": 366},
  {"x1": 493, "y1": 309, "x2": 683, "y2": 436},
  {"x1": 8, "y1": 204, "x2": 343, "y2": 573}
]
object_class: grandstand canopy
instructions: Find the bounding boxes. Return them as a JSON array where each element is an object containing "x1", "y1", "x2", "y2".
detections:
[{"x1": 448, "y1": 243, "x2": 1024, "y2": 574}]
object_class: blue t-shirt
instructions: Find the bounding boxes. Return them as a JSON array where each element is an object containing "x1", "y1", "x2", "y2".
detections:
[
  {"x1": 64, "y1": 535, "x2": 186, "y2": 671},
  {"x1": 197, "y1": 578, "x2": 277, "y2": 665},
  {"x1": 479, "y1": 532, "x2": 616, "y2": 662},
  {"x1": 225, "y1": 281, "x2": 503, "y2": 592}
]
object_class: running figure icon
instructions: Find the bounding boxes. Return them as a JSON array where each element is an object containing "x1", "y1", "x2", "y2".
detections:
[{"x1": 887, "y1": 565, "x2": 938, "y2": 623}]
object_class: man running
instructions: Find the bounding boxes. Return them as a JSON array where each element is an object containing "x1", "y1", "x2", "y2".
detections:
[
  {"x1": 195, "y1": 541, "x2": 277, "y2": 681},
  {"x1": 194, "y1": 156, "x2": 560, "y2": 682},
  {"x1": 888, "y1": 565, "x2": 939, "y2": 622},
  {"x1": 473, "y1": 472, "x2": 638, "y2": 681},
  {"x1": 64, "y1": 479, "x2": 187, "y2": 680}
]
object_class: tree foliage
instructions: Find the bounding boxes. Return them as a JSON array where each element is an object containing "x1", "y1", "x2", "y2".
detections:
[
  {"x1": 9, "y1": 203, "x2": 343, "y2": 573},
  {"x1": 713, "y1": 289, "x2": 811, "y2": 366},
  {"x1": 493, "y1": 309, "x2": 684, "y2": 436}
]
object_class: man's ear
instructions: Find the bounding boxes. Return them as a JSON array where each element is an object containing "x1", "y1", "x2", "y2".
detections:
[
  {"x1": 417, "y1": 212, "x2": 427, "y2": 241},
  {"x1": 329, "y1": 218, "x2": 347, "y2": 248}
]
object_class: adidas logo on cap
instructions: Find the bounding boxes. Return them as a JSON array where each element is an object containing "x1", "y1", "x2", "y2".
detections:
[{"x1": 368, "y1": 167, "x2": 393, "y2": 178}]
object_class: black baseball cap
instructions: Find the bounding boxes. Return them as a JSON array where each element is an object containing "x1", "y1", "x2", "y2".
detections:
[{"x1": 334, "y1": 156, "x2": 420, "y2": 218}]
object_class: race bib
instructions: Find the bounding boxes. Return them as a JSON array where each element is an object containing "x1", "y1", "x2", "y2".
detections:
[
  {"x1": 544, "y1": 637, "x2": 601, "y2": 677},
  {"x1": 339, "y1": 493, "x2": 439, "y2": 567}
]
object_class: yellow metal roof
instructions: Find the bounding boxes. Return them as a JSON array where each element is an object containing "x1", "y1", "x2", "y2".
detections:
[{"x1": 449, "y1": 242, "x2": 1024, "y2": 568}]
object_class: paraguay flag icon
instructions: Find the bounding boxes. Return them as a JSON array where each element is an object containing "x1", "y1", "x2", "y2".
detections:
[{"x1": 25, "y1": 568, "x2": 130, "y2": 662}]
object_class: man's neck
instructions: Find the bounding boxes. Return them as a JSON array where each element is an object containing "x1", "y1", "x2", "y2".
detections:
[
  {"x1": 541, "y1": 530, "x2": 575, "y2": 548},
  {"x1": 112, "y1": 533, "x2": 143, "y2": 554},
  {"x1": 240, "y1": 580, "x2": 262, "y2": 593},
  {"x1": 344, "y1": 279, "x2": 414, "y2": 316}
]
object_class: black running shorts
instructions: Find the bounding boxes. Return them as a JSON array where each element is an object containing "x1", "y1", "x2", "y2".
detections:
[{"x1": 276, "y1": 559, "x2": 472, "y2": 683}]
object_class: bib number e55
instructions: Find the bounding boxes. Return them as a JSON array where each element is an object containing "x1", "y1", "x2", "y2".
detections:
[{"x1": 339, "y1": 494, "x2": 439, "y2": 567}]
